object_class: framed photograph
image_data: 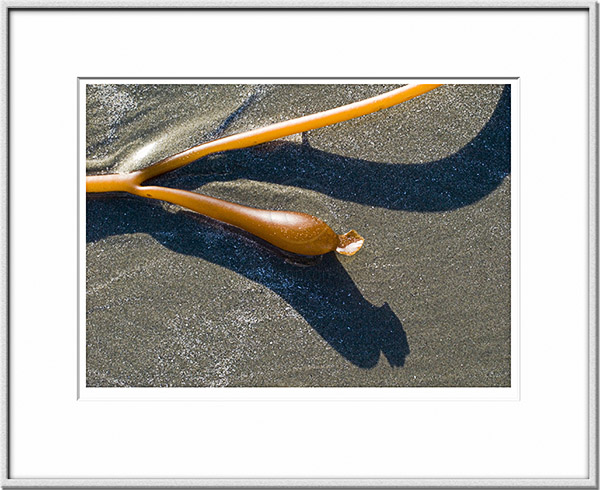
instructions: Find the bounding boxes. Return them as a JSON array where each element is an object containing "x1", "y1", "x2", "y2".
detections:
[
  {"x1": 3, "y1": 4, "x2": 597, "y2": 488},
  {"x1": 81, "y1": 79, "x2": 516, "y2": 399}
]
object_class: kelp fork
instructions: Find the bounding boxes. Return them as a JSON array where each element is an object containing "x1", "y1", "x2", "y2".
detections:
[{"x1": 86, "y1": 83, "x2": 443, "y2": 256}]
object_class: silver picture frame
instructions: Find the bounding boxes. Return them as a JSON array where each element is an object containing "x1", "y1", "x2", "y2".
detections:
[{"x1": 1, "y1": 2, "x2": 597, "y2": 488}]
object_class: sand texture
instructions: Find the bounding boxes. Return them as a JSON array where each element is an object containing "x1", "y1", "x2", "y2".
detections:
[{"x1": 86, "y1": 83, "x2": 511, "y2": 387}]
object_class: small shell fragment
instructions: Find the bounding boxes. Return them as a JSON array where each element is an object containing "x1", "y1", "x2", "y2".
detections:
[{"x1": 336, "y1": 230, "x2": 365, "y2": 256}]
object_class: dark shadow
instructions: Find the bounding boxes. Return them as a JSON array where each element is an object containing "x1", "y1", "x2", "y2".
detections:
[
  {"x1": 86, "y1": 197, "x2": 410, "y2": 368},
  {"x1": 149, "y1": 85, "x2": 511, "y2": 212}
]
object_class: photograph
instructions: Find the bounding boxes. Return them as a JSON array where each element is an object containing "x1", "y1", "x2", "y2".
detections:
[{"x1": 84, "y1": 81, "x2": 513, "y2": 388}]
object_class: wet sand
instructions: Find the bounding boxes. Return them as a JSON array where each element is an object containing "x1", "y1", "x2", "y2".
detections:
[{"x1": 85, "y1": 83, "x2": 511, "y2": 387}]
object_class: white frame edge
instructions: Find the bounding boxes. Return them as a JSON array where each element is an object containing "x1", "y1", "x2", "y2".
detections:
[
  {"x1": 588, "y1": 1, "x2": 599, "y2": 489},
  {"x1": 0, "y1": 0, "x2": 596, "y2": 8},
  {"x1": 1, "y1": 0, "x2": 8, "y2": 488}
]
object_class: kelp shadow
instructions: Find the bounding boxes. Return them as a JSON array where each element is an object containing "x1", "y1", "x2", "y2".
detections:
[
  {"x1": 152, "y1": 85, "x2": 511, "y2": 213},
  {"x1": 86, "y1": 197, "x2": 410, "y2": 368}
]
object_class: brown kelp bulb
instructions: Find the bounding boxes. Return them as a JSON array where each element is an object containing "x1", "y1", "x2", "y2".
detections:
[{"x1": 248, "y1": 209, "x2": 349, "y2": 256}]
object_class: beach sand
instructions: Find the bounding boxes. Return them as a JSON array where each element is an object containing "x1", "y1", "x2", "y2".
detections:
[{"x1": 85, "y1": 83, "x2": 511, "y2": 387}]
